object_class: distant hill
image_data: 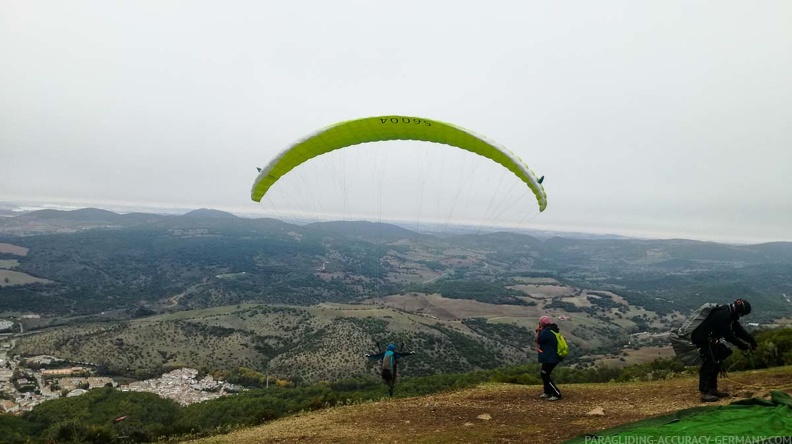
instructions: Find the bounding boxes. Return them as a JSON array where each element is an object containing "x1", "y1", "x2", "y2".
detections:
[
  {"x1": 745, "y1": 241, "x2": 792, "y2": 262},
  {"x1": 0, "y1": 207, "x2": 790, "y2": 320},
  {"x1": 181, "y1": 208, "x2": 239, "y2": 219},
  {"x1": 18, "y1": 208, "x2": 121, "y2": 221},
  {"x1": 306, "y1": 220, "x2": 424, "y2": 243},
  {"x1": 450, "y1": 231, "x2": 543, "y2": 250},
  {"x1": 0, "y1": 207, "x2": 166, "y2": 234}
]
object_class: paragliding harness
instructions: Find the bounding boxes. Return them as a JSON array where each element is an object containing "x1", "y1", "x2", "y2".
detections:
[
  {"x1": 671, "y1": 303, "x2": 721, "y2": 366},
  {"x1": 380, "y1": 344, "x2": 397, "y2": 383}
]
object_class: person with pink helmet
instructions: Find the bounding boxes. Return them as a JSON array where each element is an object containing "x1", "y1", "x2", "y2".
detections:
[{"x1": 535, "y1": 315, "x2": 563, "y2": 400}]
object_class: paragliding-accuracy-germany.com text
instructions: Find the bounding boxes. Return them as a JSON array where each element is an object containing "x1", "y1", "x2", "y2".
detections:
[{"x1": 583, "y1": 435, "x2": 792, "y2": 444}]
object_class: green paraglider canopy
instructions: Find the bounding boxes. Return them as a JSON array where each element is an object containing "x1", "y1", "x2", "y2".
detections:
[
  {"x1": 564, "y1": 391, "x2": 792, "y2": 443},
  {"x1": 251, "y1": 115, "x2": 547, "y2": 212}
]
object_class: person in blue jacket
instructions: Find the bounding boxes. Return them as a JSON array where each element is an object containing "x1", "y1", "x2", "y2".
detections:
[
  {"x1": 366, "y1": 343, "x2": 415, "y2": 396},
  {"x1": 536, "y1": 315, "x2": 563, "y2": 401}
]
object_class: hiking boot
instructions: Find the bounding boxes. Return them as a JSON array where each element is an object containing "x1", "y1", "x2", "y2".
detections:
[
  {"x1": 709, "y1": 389, "x2": 730, "y2": 398},
  {"x1": 539, "y1": 393, "x2": 549, "y2": 399},
  {"x1": 700, "y1": 393, "x2": 719, "y2": 403},
  {"x1": 547, "y1": 396, "x2": 561, "y2": 401}
]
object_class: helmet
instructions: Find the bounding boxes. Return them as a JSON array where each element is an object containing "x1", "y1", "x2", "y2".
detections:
[
  {"x1": 387, "y1": 343, "x2": 396, "y2": 351},
  {"x1": 734, "y1": 299, "x2": 752, "y2": 316}
]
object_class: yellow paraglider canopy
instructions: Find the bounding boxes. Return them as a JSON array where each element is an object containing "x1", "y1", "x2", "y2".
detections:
[{"x1": 251, "y1": 115, "x2": 547, "y2": 212}]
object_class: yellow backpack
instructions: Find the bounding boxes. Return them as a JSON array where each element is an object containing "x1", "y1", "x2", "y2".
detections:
[{"x1": 552, "y1": 331, "x2": 569, "y2": 358}]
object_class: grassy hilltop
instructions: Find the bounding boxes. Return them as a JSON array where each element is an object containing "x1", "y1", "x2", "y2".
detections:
[{"x1": 182, "y1": 366, "x2": 792, "y2": 444}]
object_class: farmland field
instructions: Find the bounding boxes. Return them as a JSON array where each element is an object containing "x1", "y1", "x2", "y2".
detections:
[
  {"x1": 0, "y1": 269, "x2": 51, "y2": 286},
  {"x1": 0, "y1": 243, "x2": 28, "y2": 256},
  {"x1": 0, "y1": 259, "x2": 20, "y2": 269}
]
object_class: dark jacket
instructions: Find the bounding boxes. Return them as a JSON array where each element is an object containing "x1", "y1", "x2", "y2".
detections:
[
  {"x1": 691, "y1": 305, "x2": 757, "y2": 350},
  {"x1": 537, "y1": 324, "x2": 562, "y2": 364}
]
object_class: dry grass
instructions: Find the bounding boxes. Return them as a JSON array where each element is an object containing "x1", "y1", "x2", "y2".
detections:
[
  {"x1": 182, "y1": 366, "x2": 792, "y2": 444},
  {"x1": 510, "y1": 284, "x2": 576, "y2": 299},
  {"x1": 0, "y1": 269, "x2": 52, "y2": 286},
  {"x1": 0, "y1": 259, "x2": 20, "y2": 269},
  {"x1": 0, "y1": 243, "x2": 28, "y2": 256},
  {"x1": 382, "y1": 293, "x2": 541, "y2": 321},
  {"x1": 590, "y1": 346, "x2": 677, "y2": 368}
]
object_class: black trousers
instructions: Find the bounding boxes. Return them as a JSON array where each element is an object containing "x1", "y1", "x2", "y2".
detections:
[
  {"x1": 541, "y1": 362, "x2": 561, "y2": 397},
  {"x1": 698, "y1": 340, "x2": 732, "y2": 393}
]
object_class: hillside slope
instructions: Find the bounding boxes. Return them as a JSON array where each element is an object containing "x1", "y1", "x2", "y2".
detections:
[{"x1": 184, "y1": 366, "x2": 792, "y2": 444}]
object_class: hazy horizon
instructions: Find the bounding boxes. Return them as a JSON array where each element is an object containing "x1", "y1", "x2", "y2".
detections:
[{"x1": 1, "y1": 198, "x2": 787, "y2": 245}]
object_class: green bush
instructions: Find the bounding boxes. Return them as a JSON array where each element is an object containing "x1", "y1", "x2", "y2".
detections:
[{"x1": 724, "y1": 327, "x2": 792, "y2": 371}]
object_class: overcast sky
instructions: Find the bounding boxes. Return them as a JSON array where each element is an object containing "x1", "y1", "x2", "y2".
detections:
[{"x1": 1, "y1": 1, "x2": 790, "y2": 244}]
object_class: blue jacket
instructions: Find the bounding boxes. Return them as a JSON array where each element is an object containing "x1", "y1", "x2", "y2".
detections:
[
  {"x1": 537, "y1": 324, "x2": 562, "y2": 364},
  {"x1": 367, "y1": 344, "x2": 414, "y2": 370}
]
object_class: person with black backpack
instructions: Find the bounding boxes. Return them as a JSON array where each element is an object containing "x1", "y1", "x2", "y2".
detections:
[
  {"x1": 690, "y1": 298, "x2": 758, "y2": 402},
  {"x1": 536, "y1": 315, "x2": 565, "y2": 401}
]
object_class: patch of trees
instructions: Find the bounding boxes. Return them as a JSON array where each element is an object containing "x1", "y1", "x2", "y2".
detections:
[
  {"x1": 418, "y1": 260, "x2": 444, "y2": 271},
  {"x1": 586, "y1": 293, "x2": 621, "y2": 310},
  {"x1": 407, "y1": 278, "x2": 529, "y2": 305},
  {"x1": 630, "y1": 315, "x2": 651, "y2": 332},
  {"x1": 546, "y1": 299, "x2": 583, "y2": 312},
  {"x1": 462, "y1": 318, "x2": 533, "y2": 350},
  {"x1": 725, "y1": 327, "x2": 792, "y2": 371},
  {"x1": 430, "y1": 326, "x2": 505, "y2": 371},
  {"x1": 339, "y1": 317, "x2": 389, "y2": 339},
  {"x1": 175, "y1": 321, "x2": 238, "y2": 339}
]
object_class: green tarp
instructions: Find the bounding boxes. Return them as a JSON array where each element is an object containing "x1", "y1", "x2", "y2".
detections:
[{"x1": 565, "y1": 391, "x2": 792, "y2": 443}]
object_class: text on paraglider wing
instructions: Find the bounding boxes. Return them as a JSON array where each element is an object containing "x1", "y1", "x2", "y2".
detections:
[{"x1": 379, "y1": 117, "x2": 432, "y2": 126}]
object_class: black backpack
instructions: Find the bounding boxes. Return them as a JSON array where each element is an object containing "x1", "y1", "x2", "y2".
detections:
[{"x1": 670, "y1": 303, "x2": 719, "y2": 366}]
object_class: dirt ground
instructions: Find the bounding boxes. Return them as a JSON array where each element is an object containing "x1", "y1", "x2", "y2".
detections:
[{"x1": 185, "y1": 367, "x2": 792, "y2": 444}]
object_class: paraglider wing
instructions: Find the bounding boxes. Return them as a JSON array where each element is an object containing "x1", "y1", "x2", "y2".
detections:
[{"x1": 251, "y1": 116, "x2": 547, "y2": 212}]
